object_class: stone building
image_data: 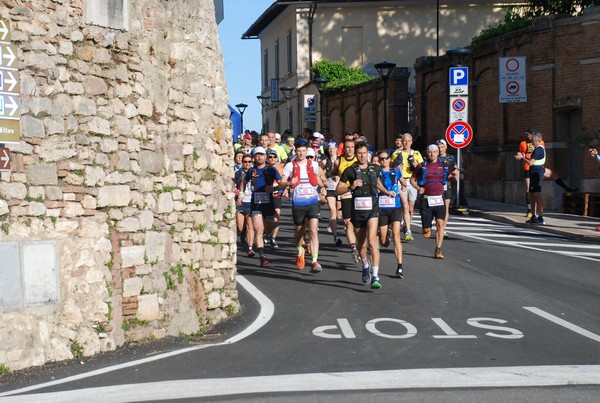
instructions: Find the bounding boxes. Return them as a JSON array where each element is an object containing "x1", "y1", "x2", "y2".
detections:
[
  {"x1": 414, "y1": 8, "x2": 600, "y2": 211},
  {"x1": 0, "y1": 0, "x2": 237, "y2": 371}
]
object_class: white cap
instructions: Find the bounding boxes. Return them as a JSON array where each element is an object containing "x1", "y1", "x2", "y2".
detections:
[
  {"x1": 275, "y1": 132, "x2": 281, "y2": 140},
  {"x1": 307, "y1": 147, "x2": 315, "y2": 157},
  {"x1": 314, "y1": 131, "x2": 323, "y2": 139},
  {"x1": 252, "y1": 146, "x2": 266, "y2": 155}
]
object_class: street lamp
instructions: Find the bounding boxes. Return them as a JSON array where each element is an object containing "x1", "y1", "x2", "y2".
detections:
[
  {"x1": 280, "y1": 86, "x2": 295, "y2": 131},
  {"x1": 256, "y1": 95, "x2": 270, "y2": 133},
  {"x1": 235, "y1": 103, "x2": 248, "y2": 136},
  {"x1": 312, "y1": 77, "x2": 330, "y2": 131},
  {"x1": 374, "y1": 60, "x2": 396, "y2": 150},
  {"x1": 445, "y1": 47, "x2": 472, "y2": 212}
]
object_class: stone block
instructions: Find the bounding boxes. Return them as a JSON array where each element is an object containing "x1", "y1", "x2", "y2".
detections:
[
  {"x1": 157, "y1": 192, "x2": 173, "y2": 213},
  {"x1": 97, "y1": 185, "x2": 131, "y2": 207},
  {"x1": 139, "y1": 150, "x2": 163, "y2": 174},
  {"x1": 0, "y1": 182, "x2": 27, "y2": 199},
  {"x1": 145, "y1": 232, "x2": 167, "y2": 263},
  {"x1": 73, "y1": 96, "x2": 97, "y2": 116},
  {"x1": 26, "y1": 164, "x2": 58, "y2": 185},
  {"x1": 137, "y1": 294, "x2": 161, "y2": 321},
  {"x1": 0, "y1": 242, "x2": 22, "y2": 308},
  {"x1": 123, "y1": 277, "x2": 143, "y2": 298},
  {"x1": 138, "y1": 210, "x2": 154, "y2": 229},
  {"x1": 121, "y1": 245, "x2": 145, "y2": 268},
  {"x1": 207, "y1": 291, "x2": 221, "y2": 309},
  {"x1": 118, "y1": 217, "x2": 140, "y2": 232},
  {"x1": 21, "y1": 115, "x2": 46, "y2": 138},
  {"x1": 83, "y1": 75, "x2": 108, "y2": 96}
]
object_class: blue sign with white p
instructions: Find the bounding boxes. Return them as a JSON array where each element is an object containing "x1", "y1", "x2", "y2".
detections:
[{"x1": 450, "y1": 67, "x2": 468, "y2": 86}]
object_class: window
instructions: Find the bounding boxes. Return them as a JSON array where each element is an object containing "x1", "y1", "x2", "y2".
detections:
[
  {"x1": 275, "y1": 39, "x2": 280, "y2": 81},
  {"x1": 263, "y1": 49, "x2": 269, "y2": 89},
  {"x1": 85, "y1": 0, "x2": 129, "y2": 30},
  {"x1": 286, "y1": 30, "x2": 292, "y2": 75}
]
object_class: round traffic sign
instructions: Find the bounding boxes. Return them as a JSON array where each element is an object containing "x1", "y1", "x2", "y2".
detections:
[
  {"x1": 445, "y1": 121, "x2": 473, "y2": 149},
  {"x1": 451, "y1": 98, "x2": 466, "y2": 112}
]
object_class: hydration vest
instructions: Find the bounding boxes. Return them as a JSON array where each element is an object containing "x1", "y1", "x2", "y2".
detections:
[
  {"x1": 417, "y1": 161, "x2": 448, "y2": 187},
  {"x1": 249, "y1": 165, "x2": 276, "y2": 189},
  {"x1": 352, "y1": 163, "x2": 379, "y2": 196},
  {"x1": 379, "y1": 168, "x2": 399, "y2": 191},
  {"x1": 290, "y1": 158, "x2": 318, "y2": 188}
]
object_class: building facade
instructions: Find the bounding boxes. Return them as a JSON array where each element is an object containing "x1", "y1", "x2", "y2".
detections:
[{"x1": 244, "y1": 0, "x2": 520, "y2": 140}]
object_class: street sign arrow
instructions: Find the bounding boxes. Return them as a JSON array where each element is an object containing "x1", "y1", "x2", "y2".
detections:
[
  {"x1": 0, "y1": 70, "x2": 19, "y2": 93},
  {"x1": 0, "y1": 20, "x2": 9, "y2": 43},
  {"x1": 0, "y1": 44, "x2": 17, "y2": 69},
  {"x1": 0, "y1": 94, "x2": 20, "y2": 119},
  {"x1": 0, "y1": 148, "x2": 10, "y2": 171}
]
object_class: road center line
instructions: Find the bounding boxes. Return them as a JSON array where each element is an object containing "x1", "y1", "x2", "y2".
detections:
[
  {"x1": 2, "y1": 365, "x2": 600, "y2": 402},
  {"x1": 524, "y1": 307, "x2": 600, "y2": 342}
]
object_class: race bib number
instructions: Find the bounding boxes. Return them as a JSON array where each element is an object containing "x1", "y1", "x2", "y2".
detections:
[
  {"x1": 296, "y1": 183, "x2": 317, "y2": 197},
  {"x1": 243, "y1": 186, "x2": 252, "y2": 203},
  {"x1": 254, "y1": 192, "x2": 271, "y2": 204},
  {"x1": 378, "y1": 195, "x2": 396, "y2": 208},
  {"x1": 354, "y1": 196, "x2": 373, "y2": 211},
  {"x1": 426, "y1": 195, "x2": 444, "y2": 207}
]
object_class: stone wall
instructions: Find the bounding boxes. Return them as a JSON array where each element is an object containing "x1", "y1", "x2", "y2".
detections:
[
  {"x1": 0, "y1": 0, "x2": 237, "y2": 371},
  {"x1": 414, "y1": 9, "x2": 600, "y2": 209}
]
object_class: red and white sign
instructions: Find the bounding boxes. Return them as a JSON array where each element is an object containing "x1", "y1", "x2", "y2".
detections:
[
  {"x1": 449, "y1": 96, "x2": 469, "y2": 123},
  {"x1": 0, "y1": 147, "x2": 10, "y2": 171},
  {"x1": 499, "y1": 56, "x2": 526, "y2": 103},
  {"x1": 445, "y1": 121, "x2": 473, "y2": 149}
]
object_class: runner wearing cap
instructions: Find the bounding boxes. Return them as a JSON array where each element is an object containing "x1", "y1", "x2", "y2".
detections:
[
  {"x1": 322, "y1": 142, "x2": 343, "y2": 246},
  {"x1": 235, "y1": 153, "x2": 255, "y2": 254},
  {"x1": 278, "y1": 139, "x2": 328, "y2": 273},
  {"x1": 235, "y1": 132, "x2": 254, "y2": 155},
  {"x1": 437, "y1": 139, "x2": 459, "y2": 239},
  {"x1": 242, "y1": 146, "x2": 281, "y2": 267},
  {"x1": 265, "y1": 149, "x2": 284, "y2": 248}
]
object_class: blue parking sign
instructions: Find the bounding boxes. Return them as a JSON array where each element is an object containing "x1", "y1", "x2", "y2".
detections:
[{"x1": 449, "y1": 67, "x2": 468, "y2": 95}]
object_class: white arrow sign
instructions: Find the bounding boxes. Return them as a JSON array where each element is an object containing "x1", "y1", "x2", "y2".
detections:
[
  {"x1": 0, "y1": 148, "x2": 9, "y2": 168},
  {"x1": 0, "y1": 70, "x2": 19, "y2": 93},
  {"x1": 0, "y1": 20, "x2": 9, "y2": 43},
  {"x1": 0, "y1": 44, "x2": 17, "y2": 69},
  {"x1": 0, "y1": 94, "x2": 19, "y2": 118}
]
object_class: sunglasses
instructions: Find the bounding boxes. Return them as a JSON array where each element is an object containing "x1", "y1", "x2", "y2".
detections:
[
  {"x1": 267, "y1": 155, "x2": 277, "y2": 158},
  {"x1": 380, "y1": 156, "x2": 390, "y2": 160},
  {"x1": 307, "y1": 156, "x2": 315, "y2": 159},
  {"x1": 243, "y1": 160, "x2": 253, "y2": 163}
]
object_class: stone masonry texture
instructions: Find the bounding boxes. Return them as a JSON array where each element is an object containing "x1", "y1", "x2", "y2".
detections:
[{"x1": 0, "y1": 0, "x2": 238, "y2": 371}]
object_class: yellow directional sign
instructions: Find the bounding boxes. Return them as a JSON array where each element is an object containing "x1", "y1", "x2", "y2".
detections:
[
  {"x1": 0, "y1": 44, "x2": 17, "y2": 69},
  {"x1": 0, "y1": 69, "x2": 19, "y2": 93},
  {"x1": 0, "y1": 19, "x2": 9, "y2": 43},
  {"x1": 0, "y1": 119, "x2": 19, "y2": 144}
]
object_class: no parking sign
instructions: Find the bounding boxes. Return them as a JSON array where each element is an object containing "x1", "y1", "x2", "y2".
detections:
[{"x1": 445, "y1": 121, "x2": 473, "y2": 149}]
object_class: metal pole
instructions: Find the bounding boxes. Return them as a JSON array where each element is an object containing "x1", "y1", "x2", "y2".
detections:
[
  {"x1": 383, "y1": 83, "x2": 388, "y2": 150},
  {"x1": 456, "y1": 148, "x2": 461, "y2": 209}
]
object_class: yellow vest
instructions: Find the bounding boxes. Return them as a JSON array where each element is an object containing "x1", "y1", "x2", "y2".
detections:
[{"x1": 338, "y1": 156, "x2": 357, "y2": 199}]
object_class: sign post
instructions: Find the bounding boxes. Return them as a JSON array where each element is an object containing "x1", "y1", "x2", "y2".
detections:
[
  {"x1": 0, "y1": 18, "x2": 19, "y2": 170},
  {"x1": 448, "y1": 67, "x2": 471, "y2": 211}
]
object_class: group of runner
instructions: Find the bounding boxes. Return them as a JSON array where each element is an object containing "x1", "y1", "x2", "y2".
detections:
[{"x1": 233, "y1": 131, "x2": 458, "y2": 289}]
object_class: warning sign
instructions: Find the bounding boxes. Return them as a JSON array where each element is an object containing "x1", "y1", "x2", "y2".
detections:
[{"x1": 499, "y1": 57, "x2": 526, "y2": 103}]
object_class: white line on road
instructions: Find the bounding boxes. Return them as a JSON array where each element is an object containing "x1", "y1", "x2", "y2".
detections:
[
  {"x1": 0, "y1": 274, "x2": 275, "y2": 398},
  {"x1": 2, "y1": 365, "x2": 600, "y2": 402},
  {"x1": 524, "y1": 307, "x2": 600, "y2": 343}
]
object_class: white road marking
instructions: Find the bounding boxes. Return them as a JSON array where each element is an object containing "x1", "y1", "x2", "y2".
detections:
[
  {"x1": 524, "y1": 307, "x2": 600, "y2": 343},
  {"x1": 2, "y1": 365, "x2": 600, "y2": 402},
  {"x1": 0, "y1": 274, "x2": 274, "y2": 398}
]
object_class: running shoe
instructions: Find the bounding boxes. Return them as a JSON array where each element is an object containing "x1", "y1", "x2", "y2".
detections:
[
  {"x1": 361, "y1": 265, "x2": 371, "y2": 284},
  {"x1": 381, "y1": 237, "x2": 390, "y2": 248},
  {"x1": 370, "y1": 277, "x2": 382, "y2": 289},
  {"x1": 404, "y1": 231, "x2": 414, "y2": 241},
  {"x1": 535, "y1": 216, "x2": 545, "y2": 225},
  {"x1": 423, "y1": 228, "x2": 431, "y2": 238},
  {"x1": 334, "y1": 236, "x2": 343, "y2": 247},
  {"x1": 526, "y1": 216, "x2": 537, "y2": 224},
  {"x1": 247, "y1": 249, "x2": 256, "y2": 257},
  {"x1": 396, "y1": 265, "x2": 404, "y2": 279},
  {"x1": 260, "y1": 257, "x2": 269, "y2": 267},
  {"x1": 351, "y1": 247, "x2": 360, "y2": 263},
  {"x1": 296, "y1": 248, "x2": 305, "y2": 270},
  {"x1": 270, "y1": 237, "x2": 279, "y2": 248},
  {"x1": 443, "y1": 231, "x2": 450, "y2": 240},
  {"x1": 526, "y1": 210, "x2": 533, "y2": 218},
  {"x1": 310, "y1": 262, "x2": 323, "y2": 273},
  {"x1": 434, "y1": 248, "x2": 444, "y2": 259}
]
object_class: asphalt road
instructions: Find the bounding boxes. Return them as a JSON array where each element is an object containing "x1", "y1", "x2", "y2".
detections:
[{"x1": 1, "y1": 203, "x2": 599, "y2": 402}]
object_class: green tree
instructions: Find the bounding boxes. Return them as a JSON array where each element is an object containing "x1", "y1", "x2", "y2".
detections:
[
  {"x1": 472, "y1": 1, "x2": 600, "y2": 45},
  {"x1": 312, "y1": 60, "x2": 372, "y2": 95}
]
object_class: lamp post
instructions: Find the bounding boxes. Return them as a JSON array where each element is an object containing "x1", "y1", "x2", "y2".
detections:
[
  {"x1": 235, "y1": 103, "x2": 248, "y2": 137},
  {"x1": 445, "y1": 47, "x2": 472, "y2": 212},
  {"x1": 374, "y1": 60, "x2": 396, "y2": 150},
  {"x1": 280, "y1": 86, "x2": 295, "y2": 131},
  {"x1": 312, "y1": 77, "x2": 330, "y2": 131},
  {"x1": 256, "y1": 95, "x2": 269, "y2": 133}
]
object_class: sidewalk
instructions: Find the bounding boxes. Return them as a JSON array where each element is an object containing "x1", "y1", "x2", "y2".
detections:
[{"x1": 464, "y1": 197, "x2": 600, "y2": 243}]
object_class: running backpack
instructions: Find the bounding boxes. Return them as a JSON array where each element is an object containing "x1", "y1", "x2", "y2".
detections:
[
  {"x1": 290, "y1": 158, "x2": 318, "y2": 188},
  {"x1": 416, "y1": 161, "x2": 448, "y2": 187}
]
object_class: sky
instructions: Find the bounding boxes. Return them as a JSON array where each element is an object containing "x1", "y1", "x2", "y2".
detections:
[{"x1": 218, "y1": 0, "x2": 274, "y2": 133}]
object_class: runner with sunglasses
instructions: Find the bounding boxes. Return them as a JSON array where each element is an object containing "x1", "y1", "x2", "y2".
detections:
[
  {"x1": 377, "y1": 150, "x2": 406, "y2": 278},
  {"x1": 234, "y1": 154, "x2": 255, "y2": 253}
]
